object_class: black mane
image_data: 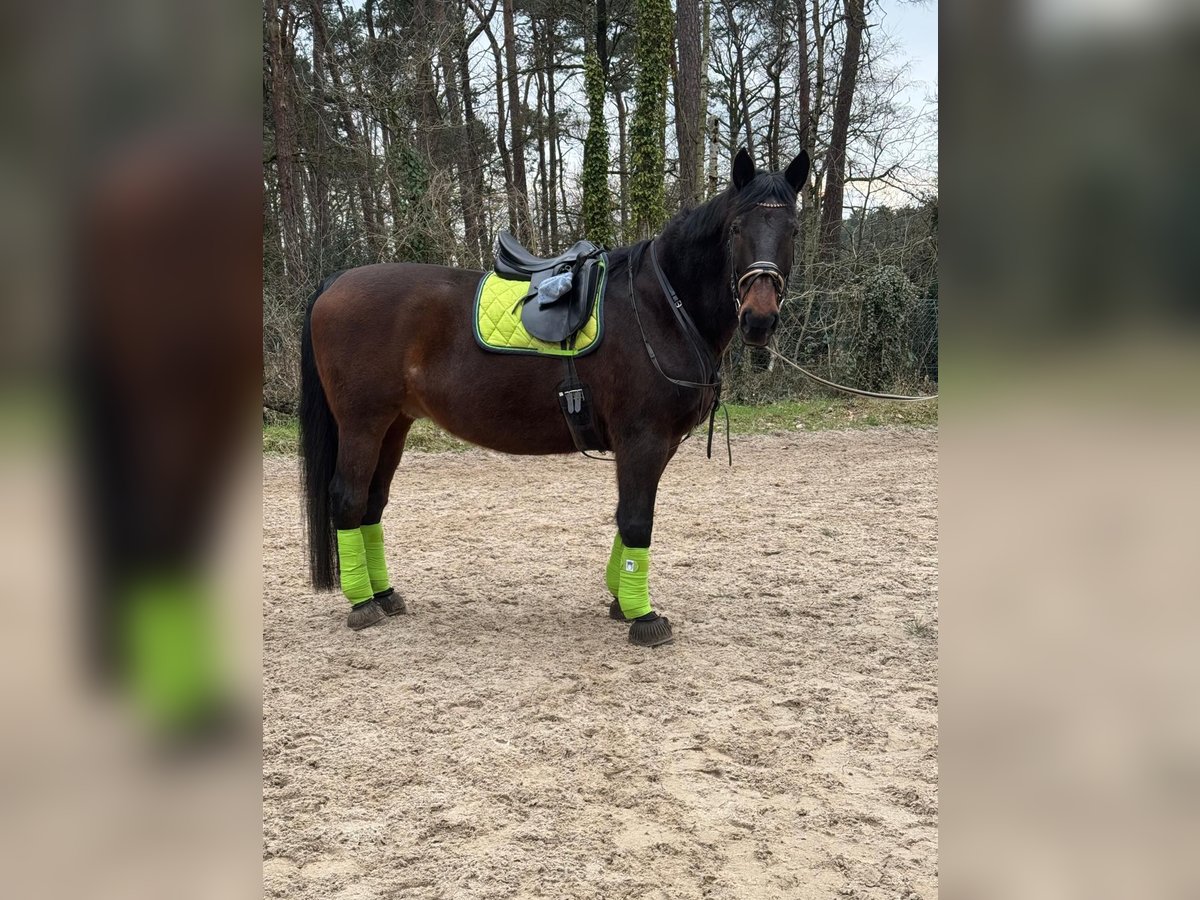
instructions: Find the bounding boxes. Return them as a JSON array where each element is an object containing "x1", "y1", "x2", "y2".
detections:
[
  {"x1": 660, "y1": 171, "x2": 798, "y2": 248},
  {"x1": 605, "y1": 171, "x2": 798, "y2": 356}
]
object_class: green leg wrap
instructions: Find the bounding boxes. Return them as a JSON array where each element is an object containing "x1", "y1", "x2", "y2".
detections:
[
  {"x1": 120, "y1": 574, "x2": 223, "y2": 732},
  {"x1": 605, "y1": 532, "x2": 624, "y2": 597},
  {"x1": 617, "y1": 546, "x2": 652, "y2": 620},
  {"x1": 336, "y1": 528, "x2": 374, "y2": 605},
  {"x1": 360, "y1": 522, "x2": 391, "y2": 595}
]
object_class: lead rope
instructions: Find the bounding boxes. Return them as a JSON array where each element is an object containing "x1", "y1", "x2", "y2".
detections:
[{"x1": 765, "y1": 343, "x2": 939, "y2": 402}]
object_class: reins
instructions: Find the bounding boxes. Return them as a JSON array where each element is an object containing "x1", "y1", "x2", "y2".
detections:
[
  {"x1": 616, "y1": 231, "x2": 937, "y2": 470},
  {"x1": 628, "y1": 240, "x2": 733, "y2": 464}
]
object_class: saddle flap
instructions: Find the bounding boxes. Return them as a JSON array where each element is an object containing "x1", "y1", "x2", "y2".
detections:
[
  {"x1": 520, "y1": 285, "x2": 572, "y2": 343},
  {"x1": 520, "y1": 255, "x2": 605, "y2": 344}
]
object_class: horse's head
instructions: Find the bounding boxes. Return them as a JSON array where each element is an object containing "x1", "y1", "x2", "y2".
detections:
[{"x1": 728, "y1": 148, "x2": 810, "y2": 347}]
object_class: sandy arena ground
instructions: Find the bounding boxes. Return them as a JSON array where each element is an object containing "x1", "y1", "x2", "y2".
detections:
[{"x1": 263, "y1": 428, "x2": 938, "y2": 899}]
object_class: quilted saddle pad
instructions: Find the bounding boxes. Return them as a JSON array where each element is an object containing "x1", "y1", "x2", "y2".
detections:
[{"x1": 472, "y1": 266, "x2": 605, "y2": 358}]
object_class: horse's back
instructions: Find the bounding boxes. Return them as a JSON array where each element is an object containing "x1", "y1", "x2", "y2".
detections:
[{"x1": 317, "y1": 262, "x2": 483, "y2": 315}]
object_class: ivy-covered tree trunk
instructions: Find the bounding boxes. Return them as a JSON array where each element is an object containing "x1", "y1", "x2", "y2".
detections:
[
  {"x1": 700, "y1": 0, "x2": 713, "y2": 197},
  {"x1": 581, "y1": 49, "x2": 613, "y2": 246},
  {"x1": 631, "y1": 0, "x2": 672, "y2": 239}
]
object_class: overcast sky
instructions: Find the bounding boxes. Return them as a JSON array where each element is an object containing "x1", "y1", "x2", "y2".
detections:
[{"x1": 879, "y1": 0, "x2": 938, "y2": 104}]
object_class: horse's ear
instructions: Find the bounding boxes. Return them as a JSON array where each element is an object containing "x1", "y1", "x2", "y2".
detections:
[
  {"x1": 784, "y1": 149, "x2": 810, "y2": 192},
  {"x1": 732, "y1": 148, "x2": 756, "y2": 190}
]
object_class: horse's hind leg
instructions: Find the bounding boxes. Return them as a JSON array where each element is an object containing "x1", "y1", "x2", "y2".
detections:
[
  {"x1": 359, "y1": 416, "x2": 413, "y2": 617},
  {"x1": 329, "y1": 419, "x2": 389, "y2": 630}
]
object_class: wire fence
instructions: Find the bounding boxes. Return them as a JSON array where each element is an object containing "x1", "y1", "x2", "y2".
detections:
[
  {"x1": 264, "y1": 261, "x2": 939, "y2": 415},
  {"x1": 723, "y1": 268, "x2": 939, "y2": 403}
]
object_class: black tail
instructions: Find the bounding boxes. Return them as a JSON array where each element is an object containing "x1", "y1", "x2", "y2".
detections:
[{"x1": 299, "y1": 272, "x2": 344, "y2": 590}]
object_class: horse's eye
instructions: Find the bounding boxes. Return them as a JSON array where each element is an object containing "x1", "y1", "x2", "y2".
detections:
[{"x1": 731, "y1": 221, "x2": 741, "y2": 235}]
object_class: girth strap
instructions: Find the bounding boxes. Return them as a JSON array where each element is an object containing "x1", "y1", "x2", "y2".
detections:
[{"x1": 557, "y1": 347, "x2": 611, "y2": 460}]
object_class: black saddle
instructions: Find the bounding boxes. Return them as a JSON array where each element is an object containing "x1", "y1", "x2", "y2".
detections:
[{"x1": 493, "y1": 231, "x2": 605, "y2": 344}]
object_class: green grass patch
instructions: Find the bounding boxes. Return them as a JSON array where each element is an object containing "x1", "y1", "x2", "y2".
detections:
[
  {"x1": 262, "y1": 419, "x2": 300, "y2": 454},
  {"x1": 263, "y1": 417, "x2": 468, "y2": 455},
  {"x1": 717, "y1": 396, "x2": 938, "y2": 435},
  {"x1": 264, "y1": 396, "x2": 936, "y2": 455}
]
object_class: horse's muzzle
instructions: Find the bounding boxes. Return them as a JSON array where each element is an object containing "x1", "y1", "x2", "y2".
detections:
[{"x1": 740, "y1": 310, "x2": 779, "y2": 346}]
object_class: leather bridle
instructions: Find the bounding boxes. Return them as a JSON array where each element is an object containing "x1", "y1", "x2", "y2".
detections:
[
  {"x1": 733, "y1": 261, "x2": 786, "y2": 311},
  {"x1": 729, "y1": 201, "x2": 792, "y2": 311}
]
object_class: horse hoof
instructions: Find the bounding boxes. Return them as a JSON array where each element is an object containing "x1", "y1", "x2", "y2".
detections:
[
  {"x1": 347, "y1": 599, "x2": 385, "y2": 631},
  {"x1": 629, "y1": 614, "x2": 673, "y2": 647},
  {"x1": 375, "y1": 588, "x2": 406, "y2": 616},
  {"x1": 609, "y1": 597, "x2": 630, "y2": 622}
]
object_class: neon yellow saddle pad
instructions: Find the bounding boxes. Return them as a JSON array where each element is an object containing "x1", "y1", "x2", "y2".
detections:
[{"x1": 473, "y1": 267, "x2": 605, "y2": 357}]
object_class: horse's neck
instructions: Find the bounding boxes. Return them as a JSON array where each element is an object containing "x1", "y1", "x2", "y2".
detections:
[{"x1": 655, "y1": 230, "x2": 737, "y2": 355}]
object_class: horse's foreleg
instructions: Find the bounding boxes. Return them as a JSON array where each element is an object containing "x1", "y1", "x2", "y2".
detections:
[
  {"x1": 612, "y1": 437, "x2": 675, "y2": 647},
  {"x1": 360, "y1": 416, "x2": 412, "y2": 617}
]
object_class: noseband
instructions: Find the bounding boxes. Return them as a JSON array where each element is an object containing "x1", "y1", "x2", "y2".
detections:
[{"x1": 734, "y1": 262, "x2": 786, "y2": 310}]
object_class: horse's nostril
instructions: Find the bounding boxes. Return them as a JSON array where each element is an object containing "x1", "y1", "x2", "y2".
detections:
[{"x1": 742, "y1": 311, "x2": 777, "y2": 332}]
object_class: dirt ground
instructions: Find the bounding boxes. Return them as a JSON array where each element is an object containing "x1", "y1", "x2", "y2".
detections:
[{"x1": 263, "y1": 428, "x2": 938, "y2": 899}]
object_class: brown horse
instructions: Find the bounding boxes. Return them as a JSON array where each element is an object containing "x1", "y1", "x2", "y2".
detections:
[{"x1": 300, "y1": 149, "x2": 809, "y2": 646}]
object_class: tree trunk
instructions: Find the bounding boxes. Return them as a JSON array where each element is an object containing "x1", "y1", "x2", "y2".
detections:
[
  {"x1": 707, "y1": 113, "x2": 719, "y2": 195},
  {"x1": 365, "y1": 0, "x2": 399, "y2": 253},
  {"x1": 804, "y1": 0, "x2": 826, "y2": 272},
  {"x1": 674, "y1": 0, "x2": 703, "y2": 209},
  {"x1": 615, "y1": 89, "x2": 629, "y2": 239},
  {"x1": 546, "y1": 20, "x2": 560, "y2": 247},
  {"x1": 818, "y1": 0, "x2": 865, "y2": 258},
  {"x1": 581, "y1": 0, "x2": 613, "y2": 247},
  {"x1": 265, "y1": 0, "x2": 305, "y2": 283},
  {"x1": 797, "y1": 0, "x2": 812, "y2": 153},
  {"x1": 307, "y1": 2, "x2": 331, "y2": 266},
  {"x1": 557, "y1": 124, "x2": 570, "y2": 236},
  {"x1": 534, "y1": 24, "x2": 549, "y2": 251},
  {"x1": 722, "y1": 3, "x2": 754, "y2": 157},
  {"x1": 700, "y1": 0, "x2": 712, "y2": 196},
  {"x1": 458, "y1": 0, "x2": 490, "y2": 263},
  {"x1": 310, "y1": 0, "x2": 381, "y2": 258},
  {"x1": 502, "y1": 0, "x2": 533, "y2": 243},
  {"x1": 766, "y1": 46, "x2": 783, "y2": 171},
  {"x1": 477, "y1": 11, "x2": 517, "y2": 236},
  {"x1": 795, "y1": 0, "x2": 812, "y2": 281},
  {"x1": 631, "y1": 0, "x2": 672, "y2": 238},
  {"x1": 434, "y1": 0, "x2": 483, "y2": 267},
  {"x1": 735, "y1": 35, "x2": 754, "y2": 156},
  {"x1": 596, "y1": 0, "x2": 609, "y2": 75}
]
